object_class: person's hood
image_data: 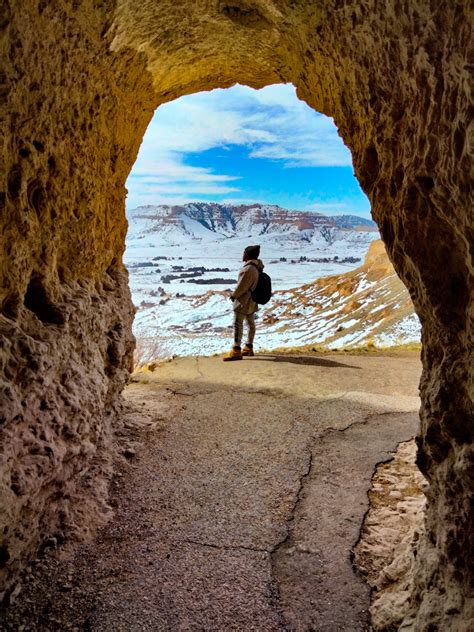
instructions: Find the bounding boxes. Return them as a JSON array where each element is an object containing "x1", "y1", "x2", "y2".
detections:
[{"x1": 245, "y1": 258, "x2": 264, "y2": 270}]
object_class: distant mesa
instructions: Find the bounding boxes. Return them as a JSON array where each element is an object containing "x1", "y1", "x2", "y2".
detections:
[{"x1": 126, "y1": 202, "x2": 377, "y2": 244}]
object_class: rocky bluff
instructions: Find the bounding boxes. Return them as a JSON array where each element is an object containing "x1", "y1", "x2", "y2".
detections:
[
  {"x1": 128, "y1": 201, "x2": 377, "y2": 238},
  {"x1": 0, "y1": 1, "x2": 472, "y2": 629}
]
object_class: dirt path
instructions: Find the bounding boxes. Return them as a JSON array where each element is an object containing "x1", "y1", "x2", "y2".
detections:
[{"x1": 1, "y1": 353, "x2": 422, "y2": 631}]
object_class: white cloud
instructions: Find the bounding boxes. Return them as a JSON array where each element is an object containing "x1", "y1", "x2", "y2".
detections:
[
  {"x1": 127, "y1": 153, "x2": 240, "y2": 208},
  {"x1": 132, "y1": 158, "x2": 239, "y2": 184},
  {"x1": 126, "y1": 83, "x2": 353, "y2": 209}
]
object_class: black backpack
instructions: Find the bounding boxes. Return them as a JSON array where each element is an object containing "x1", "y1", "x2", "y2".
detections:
[{"x1": 249, "y1": 263, "x2": 272, "y2": 305}]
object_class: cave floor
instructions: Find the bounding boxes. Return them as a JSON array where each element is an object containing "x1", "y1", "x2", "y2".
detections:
[{"x1": 2, "y1": 352, "x2": 422, "y2": 631}]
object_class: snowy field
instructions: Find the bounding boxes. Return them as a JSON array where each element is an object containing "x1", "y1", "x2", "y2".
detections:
[
  {"x1": 124, "y1": 219, "x2": 383, "y2": 358},
  {"x1": 125, "y1": 235, "x2": 375, "y2": 295}
]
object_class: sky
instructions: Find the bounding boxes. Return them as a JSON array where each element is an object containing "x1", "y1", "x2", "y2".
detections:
[{"x1": 126, "y1": 83, "x2": 371, "y2": 218}]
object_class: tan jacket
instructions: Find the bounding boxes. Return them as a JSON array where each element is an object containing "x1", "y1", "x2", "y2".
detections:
[{"x1": 231, "y1": 259, "x2": 264, "y2": 315}]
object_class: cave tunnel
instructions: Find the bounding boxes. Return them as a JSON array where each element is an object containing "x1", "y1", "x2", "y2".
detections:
[{"x1": 0, "y1": 1, "x2": 472, "y2": 628}]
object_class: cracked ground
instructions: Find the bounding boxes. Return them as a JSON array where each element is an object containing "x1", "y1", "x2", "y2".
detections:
[{"x1": 2, "y1": 352, "x2": 421, "y2": 631}]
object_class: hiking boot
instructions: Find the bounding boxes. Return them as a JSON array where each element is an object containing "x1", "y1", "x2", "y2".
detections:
[
  {"x1": 242, "y1": 344, "x2": 254, "y2": 357},
  {"x1": 223, "y1": 346, "x2": 243, "y2": 361}
]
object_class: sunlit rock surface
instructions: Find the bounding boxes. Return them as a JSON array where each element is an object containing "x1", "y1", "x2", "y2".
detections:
[
  {"x1": 0, "y1": 1, "x2": 472, "y2": 627},
  {"x1": 354, "y1": 440, "x2": 427, "y2": 630}
]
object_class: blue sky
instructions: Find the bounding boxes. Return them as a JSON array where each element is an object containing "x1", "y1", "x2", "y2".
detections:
[{"x1": 126, "y1": 84, "x2": 371, "y2": 218}]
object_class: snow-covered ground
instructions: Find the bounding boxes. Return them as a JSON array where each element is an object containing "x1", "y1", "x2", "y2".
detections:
[
  {"x1": 124, "y1": 203, "x2": 419, "y2": 360},
  {"x1": 126, "y1": 234, "x2": 376, "y2": 293}
]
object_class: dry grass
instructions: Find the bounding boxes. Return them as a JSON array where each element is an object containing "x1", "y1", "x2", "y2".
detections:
[{"x1": 133, "y1": 336, "x2": 173, "y2": 368}]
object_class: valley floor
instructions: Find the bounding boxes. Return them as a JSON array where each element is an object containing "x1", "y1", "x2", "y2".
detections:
[{"x1": 2, "y1": 352, "x2": 422, "y2": 631}]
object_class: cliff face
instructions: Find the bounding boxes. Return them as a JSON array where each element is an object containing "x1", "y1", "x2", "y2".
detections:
[
  {"x1": 0, "y1": 1, "x2": 472, "y2": 628},
  {"x1": 128, "y1": 202, "x2": 355, "y2": 237}
]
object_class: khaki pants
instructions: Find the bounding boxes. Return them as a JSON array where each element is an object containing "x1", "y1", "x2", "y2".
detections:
[{"x1": 233, "y1": 311, "x2": 256, "y2": 347}]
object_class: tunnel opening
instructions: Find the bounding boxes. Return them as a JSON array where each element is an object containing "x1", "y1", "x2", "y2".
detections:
[
  {"x1": 124, "y1": 83, "x2": 410, "y2": 364},
  {"x1": 0, "y1": 2, "x2": 471, "y2": 629}
]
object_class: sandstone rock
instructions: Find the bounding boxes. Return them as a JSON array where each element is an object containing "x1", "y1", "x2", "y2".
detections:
[
  {"x1": 0, "y1": 1, "x2": 472, "y2": 628},
  {"x1": 353, "y1": 440, "x2": 427, "y2": 629}
]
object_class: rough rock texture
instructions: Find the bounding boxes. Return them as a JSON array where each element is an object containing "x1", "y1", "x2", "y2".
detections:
[
  {"x1": 0, "y1": 0, "x2": 156, "y2": 599},
  {"x1": 354, "y1": 440, "x2": 427, "y2": 630},
  {"x1": 0, "y1": 0, "x2": 472, "y2": 627}
]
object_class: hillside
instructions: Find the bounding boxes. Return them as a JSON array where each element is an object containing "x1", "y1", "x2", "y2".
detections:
[{"x1": 260, "y1": 240, "x2": 420, "y2": 349}]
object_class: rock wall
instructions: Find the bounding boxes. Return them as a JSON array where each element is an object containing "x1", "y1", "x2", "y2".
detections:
[
  {"x1": 0, "y1": 0, "x2": 156, "y2": 599},
  {"x1": 1, "y1": 0, "x2": 472, "y2": 627}
]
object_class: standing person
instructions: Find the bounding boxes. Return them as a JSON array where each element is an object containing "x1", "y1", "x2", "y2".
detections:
[{"x1": 223, "y1": 245, "x2": 264, "y2": 361}]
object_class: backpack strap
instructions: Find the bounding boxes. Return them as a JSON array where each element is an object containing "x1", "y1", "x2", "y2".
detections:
[{"x1": 247, "y1": 262, "x2": 260, "y2": 293}]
